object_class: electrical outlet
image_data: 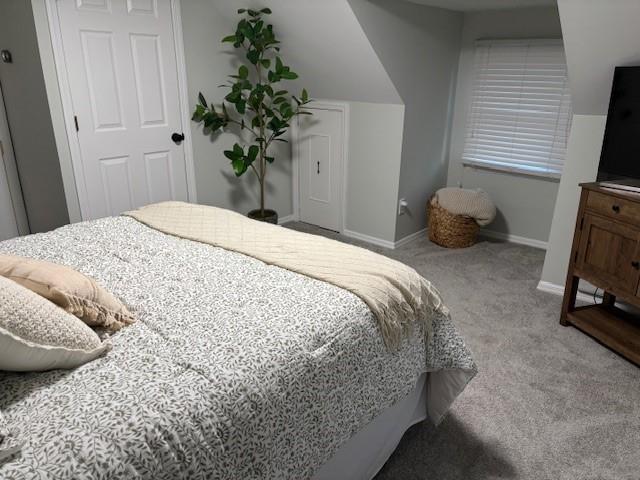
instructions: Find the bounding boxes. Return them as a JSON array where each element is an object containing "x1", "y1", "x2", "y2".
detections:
[{"x1": 398, "y1": 198, "x2": 408, "y2": 216}]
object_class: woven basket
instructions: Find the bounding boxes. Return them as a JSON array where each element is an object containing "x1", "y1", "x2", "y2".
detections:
[{"x1": 427, "y1": 196, "x2": 479, "y2": 248}]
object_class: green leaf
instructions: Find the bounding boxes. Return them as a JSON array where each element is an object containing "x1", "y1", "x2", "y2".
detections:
[
  {"x1": 222, "y1": 35, "x2": 237, "y2": 43},
  {"x1": 237, "y1": 8, "x2": 246, "y2": 13},
  {"x1": 275, "y1": 56, "x2": 284, "y2": 73},
  {"x1": 279, "y1": 102, "x2": 291, "y2": 114},
  {"x1": 246, "y1": 49, "x2": 260, "y2": 65},
  {"x1": 198, "y1": 93, "x2": 207, "y2": 107},
  {"x1": 268, "y1": 71, "x2": 279, "y2": 83},
  {"x1": 225, "y1": 91, "x2": 241, "y2": 103},
  {"x1": 248, "y1": 9, "x2": 259, "y2": 17},
  {"x1": 302, "y1": 88, "x2": 309, "y2": 102},
  {"x1": 247, "y1": 145, "x2": 259, "y2": 163},
  {"x1": 273, "y1": 97, "x2": 286, "y2": 104},
  {"x1": 265, "y1": 156, "x2": 275, "y2": 164},
  {"x1": 203, "y1": 113, "x2": 215, "y2": 128},
  {"x1": 224, "y1": 149, "x2": 239, "y2": 161},
  {"x1": 232, "y1": 158, "x2": 247, "y2": 176},
  {"x1": 260, "y1": 8, "x2": 272, "y2": 14},
  {"x1": 192, "y1": 104, "x2": 205, "y2": 122},
  {"x1": 236, "y1": 99, "x2": 246, "y2": 114},
  {"x1": 280, "y1": 71, "x2": 298, "y2": 80},
  {"x1": 261, "y1": 59, "x2": 271, "y2": 69},
  {"x1": 233, "y1": 143, "x2": 244, "y2": 156},
  {"x1": 238, "y1": 65, "x2": 249, "y2": 79}
]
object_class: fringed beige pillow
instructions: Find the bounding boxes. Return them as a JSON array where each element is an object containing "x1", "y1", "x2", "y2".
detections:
[
  {"x1": 0, "y1": 254, "x2": 135, "y2": 331},
  {"x1": 0, "y1": 276, "x2": 110, "y2": 372}
]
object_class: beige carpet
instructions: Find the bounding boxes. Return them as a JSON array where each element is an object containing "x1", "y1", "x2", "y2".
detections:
[{"x1": 285, "y1": 222, "x2": 640, "y2": 480}]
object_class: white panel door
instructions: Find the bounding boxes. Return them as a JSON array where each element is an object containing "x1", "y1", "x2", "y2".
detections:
[
  {"x1": 297, "y1": 108, "x2": 344, "y2": 232},
  {"x1": 57, "y1": 0, "x2": 189, "y2": 220}
]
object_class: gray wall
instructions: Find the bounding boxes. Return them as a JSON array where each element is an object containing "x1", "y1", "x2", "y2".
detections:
[
  {"x1": 0, "y1": 0, "x2": 68, "y2": 233},
  {"x1": 26, "y1": 0, "x2": 406, "y2": 242},
  {"x1": 348, "y1": 0, "x2": 464, "y2": 241},
  {"x1": 446, "y1": 6, "x2": 563, "y2": 244},
  {"x1": 181, "y1": 0, "x2": 405, "y2": 242},
  {"x1": 346, "y1": 102, "x2": 404, "y2": 242},
  {"x1": 541, "y1": 0, "x2": 640, "y2": 287}
]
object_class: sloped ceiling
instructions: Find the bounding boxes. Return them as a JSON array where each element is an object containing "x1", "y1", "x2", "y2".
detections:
[
  {"x1": 557, "y1": 0, "x2": 640, "y2": 115},
  {"x1": 203, "y1": 0, "x2": 402, "y2": 105},
  {"x1": 405, "y1": 0, "x2": 555, "y2": 11}
]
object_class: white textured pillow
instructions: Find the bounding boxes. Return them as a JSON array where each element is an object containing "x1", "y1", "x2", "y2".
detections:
[{"x1": 0, "y1": 276, "x2": 110, "y2": 372}]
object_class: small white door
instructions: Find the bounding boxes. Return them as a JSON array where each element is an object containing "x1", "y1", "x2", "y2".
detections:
[
  {"x1": 0, "y1": 85, "x2": 28, "y2": 241},
  {"x1": 297, "y1": 106, "x2": 345, "y2": 232},
  {"x1": 56, "y1": 0, "x2": 190, "y2": 220}
]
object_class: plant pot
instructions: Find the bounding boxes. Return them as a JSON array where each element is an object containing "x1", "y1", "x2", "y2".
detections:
[{"x1": 248, "y1": 209, "x2": 278, "y2": 224}]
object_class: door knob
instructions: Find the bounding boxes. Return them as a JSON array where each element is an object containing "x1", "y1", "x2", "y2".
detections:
[
  {"x1": 171, "y1": 132, "x2": 185, "y2": 144},
  {"x1": 612, "y1": 204, "x2": 620, "y2": 213}
]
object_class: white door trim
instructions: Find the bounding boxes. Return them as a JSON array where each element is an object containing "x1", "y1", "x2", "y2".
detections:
[
  {"x1": 0, "y1": 84, "x2": 29, "y2": 235},
  {"x1": 291, "y1": 99, "x2": 349, "y2": 233},
  {"x1": 44, "y1": 0, "x2": 197, "y2": 222}
]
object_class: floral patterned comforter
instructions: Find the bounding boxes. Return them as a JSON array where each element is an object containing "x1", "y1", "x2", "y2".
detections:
[{"x1": 0, "y1": 217, "x2": 476, "y2": 479}]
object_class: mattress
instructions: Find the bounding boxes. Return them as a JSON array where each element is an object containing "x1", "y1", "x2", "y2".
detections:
[{"x1": 0, "y1": 216, "x2": 476, "y2": 479}]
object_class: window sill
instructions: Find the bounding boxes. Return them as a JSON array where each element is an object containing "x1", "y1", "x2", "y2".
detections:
[{"x1": 462, "y1": 161, "x2": 561, "y2": 182}]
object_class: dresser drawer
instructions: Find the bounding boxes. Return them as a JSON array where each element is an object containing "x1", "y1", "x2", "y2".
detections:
[{"x1": 586, "y1": 190, "x2": 640, "y2": 227}]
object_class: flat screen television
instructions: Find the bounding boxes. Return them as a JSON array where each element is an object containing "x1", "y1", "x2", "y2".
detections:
[{"x1": 597, "y1": 66, "x2": 640, "y2": 190}]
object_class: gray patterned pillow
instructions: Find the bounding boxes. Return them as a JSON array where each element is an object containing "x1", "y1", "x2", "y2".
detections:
[{"x1": 0, "y1": 276, "x2": 110, "y2": 372}]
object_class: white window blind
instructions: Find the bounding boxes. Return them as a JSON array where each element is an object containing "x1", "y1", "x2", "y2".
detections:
[{"x1": 463, "y1": 39, "x2": 572, "y2": 178}]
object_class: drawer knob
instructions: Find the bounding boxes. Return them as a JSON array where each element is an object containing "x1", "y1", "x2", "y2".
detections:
[
  {"x1": 632, "y1": 261, "x2": 640, "y2": 270},
  {"x1": 612, "y1": 205, "x2": 621, "y2": 213}
]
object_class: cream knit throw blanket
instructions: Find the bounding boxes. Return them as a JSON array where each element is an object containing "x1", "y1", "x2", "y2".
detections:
[
  {"x1": 434, "y1": 188, "x2": 496, "y2": 226},
  {"x1": 125, "y1": 202, "x2": 447, "y2": 349}
]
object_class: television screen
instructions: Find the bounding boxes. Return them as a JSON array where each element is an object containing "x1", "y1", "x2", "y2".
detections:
[{"x1": 598, "y1": 66, "x2": 640, "y2": 183}]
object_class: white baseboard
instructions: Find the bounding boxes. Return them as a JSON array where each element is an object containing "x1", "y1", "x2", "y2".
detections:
[
  {"x1": 537, "y1": 280, "x2": 598, "y2": 304},
  {"x1": 278, "y1": 214, "x2": 296, "y2": 225},
  {"x1": 394, "y1": 228, "x2": 427, "y2": 249},
  {"x1": 343, "y1": 229, "x2": 396, "y2": 249},
  {"x1": 480, "y1": 229, "x2": 548, "y2": 250},
  {"x1": 342, "y1": 228, "x2": 427, "y2": 250}
]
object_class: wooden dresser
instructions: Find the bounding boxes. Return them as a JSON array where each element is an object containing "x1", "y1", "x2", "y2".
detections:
[{"x1": 561, "y1": 182, "x2": 640, "y2": 365}]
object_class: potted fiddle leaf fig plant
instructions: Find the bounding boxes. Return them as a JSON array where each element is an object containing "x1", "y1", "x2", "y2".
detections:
[{"x1": 192, "y1": 7, "x2": 312, "y2": 224}]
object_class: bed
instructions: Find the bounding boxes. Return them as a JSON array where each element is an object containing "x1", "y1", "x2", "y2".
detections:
[{"x1": 0, "y1": 212, "x2": 476, "y2": 479}]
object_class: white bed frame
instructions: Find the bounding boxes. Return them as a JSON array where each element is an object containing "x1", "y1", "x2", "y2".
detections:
[{"x1": 313, "y1": 373, "x2": 428, "y2": 480}]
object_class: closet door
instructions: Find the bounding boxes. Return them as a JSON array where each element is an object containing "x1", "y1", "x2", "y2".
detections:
[
  {"x1": 55, "y1": 0, "x2": 190, "y2": 220},
  {"x1": 296, "y1": 105, "x2": 346, "y2": 232}
]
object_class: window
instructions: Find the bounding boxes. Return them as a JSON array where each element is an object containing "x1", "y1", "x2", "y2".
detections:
[{"x1": 463, "y1": 39, "x2": 572, "y2": 179}]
